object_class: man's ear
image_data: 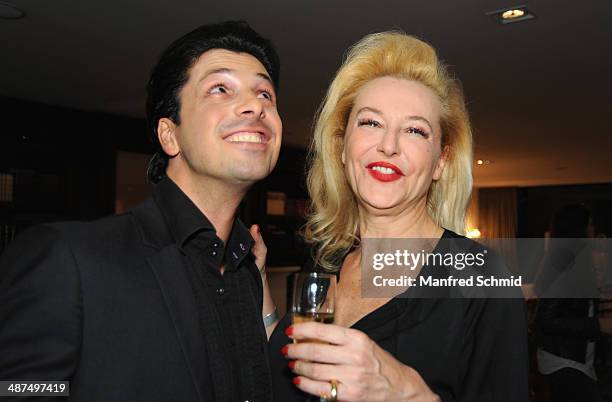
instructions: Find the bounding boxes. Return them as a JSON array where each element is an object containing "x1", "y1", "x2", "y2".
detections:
[
  {"x1": 157, "y1": 118, "x2": 180, "y2": 157},
  {"x1": 433, "y1": 145, "x2": 449, "y2": 181}
]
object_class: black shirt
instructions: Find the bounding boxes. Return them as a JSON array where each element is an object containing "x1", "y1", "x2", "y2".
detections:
[{"x1": 154, "y1": 177, "x2": 271, "y2": 402}]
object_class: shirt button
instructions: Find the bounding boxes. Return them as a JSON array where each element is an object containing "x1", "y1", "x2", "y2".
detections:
[
  {"x1": 211, "y1": 250, "x2": 217, "y2": 256},
  {"x1": 216, "y1": 287, "x2": 225, "y2": 296},
  {"x1": 213, "y1": 242, "x2": 219, "y2": 248}
]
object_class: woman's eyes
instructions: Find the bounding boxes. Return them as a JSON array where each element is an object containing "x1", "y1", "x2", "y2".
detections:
[
  {"x1": 358, "y1": 118, "x2": 381, "y2": 128},
  {"x1": 358, "y1": 118, "x2": 430, "y2": 138},
  {"x1": 406, "y1": 127, "x2": 430, "y2": 138}
]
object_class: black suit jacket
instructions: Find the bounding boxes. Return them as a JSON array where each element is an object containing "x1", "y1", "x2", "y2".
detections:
[
  {"x1": 0, "y1": 198, "x2": 254, "y2": 401},
  {"x1": 536, "y1": 298, "x2": 601, "y2": 364},
  {"x1": 534, "y1": 239, "x2": 602, "y2": 364}
]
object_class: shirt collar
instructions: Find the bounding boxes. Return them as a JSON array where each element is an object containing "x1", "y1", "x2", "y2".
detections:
[
  {"x1": 153, "y1": 177, "x2": 214, "y2": 250},
  {"x1": 152, "y1": 176, "x2": 254, "y2": 267},
  {"x1": 225, "y1": 218, "x2": 255, "y2": 271}
]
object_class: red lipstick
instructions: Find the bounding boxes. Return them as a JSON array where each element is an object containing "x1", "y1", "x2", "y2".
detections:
[{"x1": 366, "y1": 161, "x2": 404, "y2": 182}]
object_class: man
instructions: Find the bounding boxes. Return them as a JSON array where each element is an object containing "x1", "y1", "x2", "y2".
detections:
[{"x1": 0, "y1": 21, "x2": 281, "y2": 402}]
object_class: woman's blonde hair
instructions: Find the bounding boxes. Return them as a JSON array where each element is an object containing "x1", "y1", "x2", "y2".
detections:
[{"x1": 304, "y1": 31, "x2": 473, "y2": 270}]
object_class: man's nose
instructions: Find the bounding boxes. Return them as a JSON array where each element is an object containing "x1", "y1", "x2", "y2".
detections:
[{"x1": 237, "y1": 93, "x2": 264, "y2": 119}]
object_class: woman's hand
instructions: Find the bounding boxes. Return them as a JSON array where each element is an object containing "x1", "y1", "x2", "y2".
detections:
[
  {"x1": 250, "y1": 224, "x2": 279, "y2": 337},
  {"x1": 249, "y1": 224, "x2": 267, "y2": 275},
  {"x1": 282, "y1": 322, "x2": 439, "y2": 402}
]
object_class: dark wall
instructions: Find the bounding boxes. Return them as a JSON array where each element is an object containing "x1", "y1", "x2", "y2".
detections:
[
  {"x1": 0, "y1": 96, "x2": 152, "y2": 244},
  {"x1": 241, "y1": 146, "x2": 309, "y2": 266}
]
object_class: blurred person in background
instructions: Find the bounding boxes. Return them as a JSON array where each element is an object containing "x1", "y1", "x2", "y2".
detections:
[{"x1": 536, "y1": 203, "x2": 612, "y2": 402}]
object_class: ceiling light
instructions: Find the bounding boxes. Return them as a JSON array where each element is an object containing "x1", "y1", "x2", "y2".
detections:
[
  {"x1": 477, "y1": 160, "x2": 484, "y2": 165},
  {"x1": 0, "y1": 1, "x2": 25, "y2": 19},
  {"x1": 486, "y1": 5, "x2": 535, "y2": 24},
  {"x1": 502, "y1": 9, "x2": 525, "y2": 20}
]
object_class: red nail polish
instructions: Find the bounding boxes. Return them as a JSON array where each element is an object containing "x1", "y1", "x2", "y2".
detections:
[
  {"x1": 285, "y1": 326, "x2": 294, "y2": 337},
  {"x1": 293, "y1": 377, "x2": 301, "y2": 386},
  {"x1": 281, "y1": 345, "x2": 289, "y2": 356},
  {"x1": 288, "y1": 360, "x2": 296, "y2": 370}
]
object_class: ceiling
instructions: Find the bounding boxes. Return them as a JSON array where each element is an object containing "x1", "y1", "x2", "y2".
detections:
[{"x1": 1, "y1": 0, "x2": 611, "y2": 187}]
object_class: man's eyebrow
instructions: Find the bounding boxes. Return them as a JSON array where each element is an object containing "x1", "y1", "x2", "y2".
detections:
[
  {"x1": 199, "y1": 68, "x2": 272, "y2": 85},
  {"x1": 201, "y1": 67, "x2": 232, "y2": 80},
  {"x1": 256, "y1": 72, "x2": 273, "y2": 85}
]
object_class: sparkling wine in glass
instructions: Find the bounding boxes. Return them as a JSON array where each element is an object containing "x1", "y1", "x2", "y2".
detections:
[{"x1": 291, "y1": 272, "x2": 336, "y2": 343}]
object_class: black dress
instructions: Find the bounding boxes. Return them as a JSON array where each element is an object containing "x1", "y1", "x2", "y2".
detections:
[{"x1": 269, "y1": 230, "x2": 529, "y2": 402}]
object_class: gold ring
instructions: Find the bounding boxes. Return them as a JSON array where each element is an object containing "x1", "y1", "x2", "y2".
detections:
[{"x1": 328, "y1": 379, "x2": 338, "y2": 402}]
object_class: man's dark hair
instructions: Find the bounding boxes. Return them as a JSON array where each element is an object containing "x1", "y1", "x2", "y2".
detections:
[{"x1": 145, "y1": 20, "x2": 280, "y2": 183}]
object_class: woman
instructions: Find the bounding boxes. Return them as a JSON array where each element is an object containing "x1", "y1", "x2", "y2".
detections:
[{"x1": 264, "y1": 31, "x2": 529, "y2": 401}]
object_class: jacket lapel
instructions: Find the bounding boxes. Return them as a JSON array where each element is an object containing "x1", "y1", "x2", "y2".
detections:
[
  {"x1": 132, "y1": 199, "x2": 206, "y2": 402},
  {"x1": 147, "y1": 246, "x2": 206, "y2": 402}
]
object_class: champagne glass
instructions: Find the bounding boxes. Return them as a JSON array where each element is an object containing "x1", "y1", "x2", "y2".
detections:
[
  {"x1": 291, "y1": 272, "x2": 336, "y2": 341},
  {"x1": 291, "y1": 272, "x2": 337, "y2": 402}
]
